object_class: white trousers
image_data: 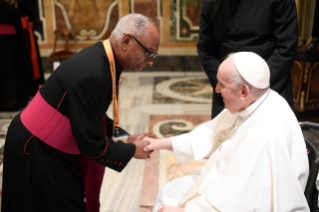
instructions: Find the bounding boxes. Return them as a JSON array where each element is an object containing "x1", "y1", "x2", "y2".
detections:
[{"x1": 152, "y1": 175, "x2": 198, "y2": 212}]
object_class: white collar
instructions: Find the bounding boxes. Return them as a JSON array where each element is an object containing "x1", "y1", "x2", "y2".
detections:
[{"x1": 237, "y1": 89, "x2": 269, "y2": 119}]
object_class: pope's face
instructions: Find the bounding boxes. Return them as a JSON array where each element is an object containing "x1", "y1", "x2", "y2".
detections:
[
  {"x1": 215, "y1": 58, "x2": 245, "y2": 113},
  {"x1": 124, "y1": 25, "x2": 159, "y2": 72}
]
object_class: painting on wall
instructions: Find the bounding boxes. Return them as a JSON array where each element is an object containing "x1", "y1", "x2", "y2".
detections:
[{"x1": 54, "y1": 0, "x2": 120, "y2": 41}]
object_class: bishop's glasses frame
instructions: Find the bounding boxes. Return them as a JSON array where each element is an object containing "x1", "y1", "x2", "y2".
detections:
[{"x1": 123, "y1": 33, "x2": 158, "y2": 59}]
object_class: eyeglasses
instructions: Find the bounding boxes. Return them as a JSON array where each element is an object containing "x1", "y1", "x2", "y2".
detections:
[{"x1": 123, "y1": 33, "x2": 158, "y2": 59}]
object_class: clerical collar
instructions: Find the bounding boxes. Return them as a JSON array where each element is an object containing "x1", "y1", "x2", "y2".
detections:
[{"x1": 237, "y1": 89, "x2": 270, "y2": 119}]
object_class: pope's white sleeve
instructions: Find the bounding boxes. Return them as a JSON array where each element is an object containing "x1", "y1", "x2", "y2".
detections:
[
  {"x1": 171, "y1": 121, "x2": 215, "y2": 163},
  {"x1": 184, "y1": 195, "x2": 220, "y2": 212}
]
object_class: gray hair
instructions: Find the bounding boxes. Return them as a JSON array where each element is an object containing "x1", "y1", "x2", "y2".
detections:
[
  {"x1": 227, "y1": 54, "x2": 268, "y2": 97},
  {"x1": 111, "y1": 13, "x2": 155, "y2": 41}
]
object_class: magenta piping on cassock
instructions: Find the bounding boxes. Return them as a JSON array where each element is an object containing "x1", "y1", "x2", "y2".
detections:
[{"x1": 21, "y1": 91, "x2": 81, "y2": 154}]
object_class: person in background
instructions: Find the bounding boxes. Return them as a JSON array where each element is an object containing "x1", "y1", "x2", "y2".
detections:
[
  {"x1": 0, "y1": 0, "x2": 34, "y2": 110},
  {"x1": 16, "y1": 0, "x2": 45, "y2": 92},
  {"x1": 198, "y1": 0, "x2": 298, "y2": 118}
]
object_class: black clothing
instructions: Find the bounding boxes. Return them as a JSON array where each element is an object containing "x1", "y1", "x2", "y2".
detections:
[
  {"x1": 197, "y1": 0, "x2": 298, "y2": 118},
  {"x1": 3, "y1": 113, "x2": 87, "y2": 212},
  {"x1": 2, "y1": 42, "x2": 136, "y2": 212},
  {"x1": 0, "y1": 0, "x2": 34, "y2": 109},
  {"x1": 40, "y1": 42, "x2": 134, "y2": 168},
  {"x1": 17, "y1": 0, "x2": 40, "y2": 21},
  {"x1": 17, "y1": 0, "x2": 45, "y2": 91}
]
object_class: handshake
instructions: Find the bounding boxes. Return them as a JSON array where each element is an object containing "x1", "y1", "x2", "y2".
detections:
[{"x1": 128, "y1": 133, "x2": 172, "y2": 159}]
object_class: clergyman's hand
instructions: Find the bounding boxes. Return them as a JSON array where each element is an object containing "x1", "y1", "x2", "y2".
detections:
[
  {"x1": 127, "y1": 132, "x2": 149, "y2": 143},
  {"x1": 157, "y1": 206, "x2": 184, "y2": 212},
  {"x1": 132, "y1": 134, "x2": 151, "y2": 159}
]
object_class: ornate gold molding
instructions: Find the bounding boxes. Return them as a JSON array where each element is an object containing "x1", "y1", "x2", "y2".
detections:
[
  {"x1": 304, "y1": 62, "x2": 311, "y2": 83},
  {"x1": 296, "y1": 0, "x2": 317, "y2": 40},
  {"x1": 306, "y1": 62, "x2": 319, "y2": 103},
  {"x1": 293, "y1": 61, "x2": 303, "y2": 102},
  {"x1": 300, "y1": 91, "x2": 305, "y2": 112},
  {"x1": 175, "y1": 0, "x2": 199, "y2": 41}
]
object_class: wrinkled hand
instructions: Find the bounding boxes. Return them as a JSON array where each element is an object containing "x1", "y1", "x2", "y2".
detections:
[
  {"x1": 132, "y1": 134, "x2": 153, "y2": 159},
  {"x1": 127, "y1": 132, "x2": 149, "y2": 143},
  {"x1": 157, "y1": 206, "x2": 184, "y2": 212}
]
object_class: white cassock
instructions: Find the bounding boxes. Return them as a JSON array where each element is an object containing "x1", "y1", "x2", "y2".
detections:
[{"x1": 153, "y1": 90, "x2": 310, "y2": 212}]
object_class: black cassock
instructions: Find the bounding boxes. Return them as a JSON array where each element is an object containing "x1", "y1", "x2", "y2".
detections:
[
  {"x1": 197, "y1": 0, "x2": 298, "y2": 118},
  {"x1": 16, "y1": 0, "x2": 45, "y2": 93},
  {"x1": 2, "y1": 42, "x2": 136, "y2": 212},
  {"x1": 0, "y1": 0, "x2": 34, "y2": 109}
]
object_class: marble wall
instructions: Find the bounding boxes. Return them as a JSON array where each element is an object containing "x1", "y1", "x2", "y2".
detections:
[
  {"x1": 36, "y1": 0, "x2": 201, "y2": 57},
  {"x1": 34, "y1": 0, "x2": 317, "y2": 56}
]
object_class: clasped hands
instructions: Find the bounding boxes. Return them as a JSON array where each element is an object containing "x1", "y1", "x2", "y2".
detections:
[
  {"x1": 129, "y1": 133, "x2": 172, "y2": 159},
  {"x1": 128, "y1": 133, "x2": 153, "y2": 159}
]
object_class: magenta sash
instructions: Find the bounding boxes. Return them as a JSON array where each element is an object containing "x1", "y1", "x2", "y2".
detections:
[
  {"x1": 0, "y1": 24, "x2": 16, "y2": 35},
  {"x1": 21, "y1": 91, "x2": 80, "y2": 154}
]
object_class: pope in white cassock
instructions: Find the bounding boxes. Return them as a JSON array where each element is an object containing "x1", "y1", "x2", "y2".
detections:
[{"x1": 144, "y1": 52, "x2": 310, "y2": 212}]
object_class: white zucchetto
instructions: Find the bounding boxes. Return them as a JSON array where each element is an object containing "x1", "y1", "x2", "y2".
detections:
[{"x1": 233, "y1": 52, "x2": 270, "y2": 89}]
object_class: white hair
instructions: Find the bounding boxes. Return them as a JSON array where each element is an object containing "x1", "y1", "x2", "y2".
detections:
[
  {"x1": 111, "y1": 13, "x2": 155, "y2": 41},
  {"x1": 227, "y1": 54, "x2": 268, "y2": 97}
]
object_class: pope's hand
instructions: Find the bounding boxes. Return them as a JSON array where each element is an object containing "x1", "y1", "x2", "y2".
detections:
[
  {"x1": 143, "y1": 137, "x2": 161, "y2": 151},
  {"x1": 143, "y1": 137, "x2": 173, "y2": 151},
  {"x1": 157, "y1": 206, "x2": 184, "y2": 212},
  {"x1": 132, "y1": 134, "x2": 152, "y2": 159}
]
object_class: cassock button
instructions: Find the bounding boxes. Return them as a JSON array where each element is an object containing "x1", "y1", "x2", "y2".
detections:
[
  {"x1": 119, "y1": 162, "x2": 122, "y2": 165},
  {"x1": 105, "y1": 160, "x2": 109, "y2": 162},
  {"x1": 110, "y1": 160, "x2": 113, "y2": 163},
  {"x1": 101, "y1": 159, "x2": 104, "y2": 161},
  {"x1": 114, "y1": 161, "x2": 117, "y2": 164}
]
